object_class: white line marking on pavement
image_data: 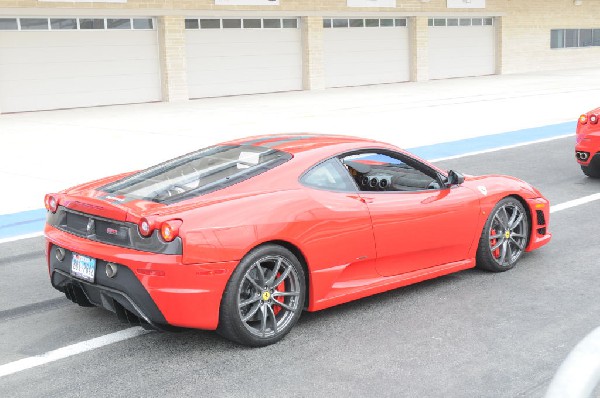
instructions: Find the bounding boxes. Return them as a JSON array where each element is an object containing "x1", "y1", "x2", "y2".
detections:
[
  {"x1": 429, "y1": 133, "x2": 574, "y2": 162},
  {"x1": 0, "y1": 232, "x2": 44, "y2": 244},
  {"x1": 550, "y1": 193, "x2": 600, "y2": 214},
  {"x1": 0, "y1": 327, "x2": 150, "y2": 378}
]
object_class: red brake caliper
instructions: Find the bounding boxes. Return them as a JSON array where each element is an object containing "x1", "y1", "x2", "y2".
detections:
[
  {"x1": 273, "y1": 272, "x2": 285, "y2": 315},
  {"x1": 490, "y1": 229, "x2": 500, "y2": 258}
]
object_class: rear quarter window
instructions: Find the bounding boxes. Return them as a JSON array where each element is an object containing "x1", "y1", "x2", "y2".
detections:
[{"x1": 300, "y1": 158, "x2": 356, "y2": 192}]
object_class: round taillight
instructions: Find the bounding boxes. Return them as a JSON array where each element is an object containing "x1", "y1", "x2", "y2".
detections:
[
  {"x1": 44, "y1": 194, "x2": 58, "y2": 213},
  {"x1": 160, "y1": 220, "x2": 182, "y2": 242},
  {"x1": 138, "y1": 218, "x2": 153, "y2": 237},
  {"x1": 590, "y1": 114, "x2": 598, "y2": 124},
  {"x1": 579, "y1": 114, "x2": 588, "y2": 124}
]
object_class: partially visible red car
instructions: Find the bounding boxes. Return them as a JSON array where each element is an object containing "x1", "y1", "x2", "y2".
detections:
[
  {"x1": 576, "y1": 108, "x2": 600, "y2": 178},
  {"x1": 44, "y1": 134, "x2": 551, "y2": 346}
]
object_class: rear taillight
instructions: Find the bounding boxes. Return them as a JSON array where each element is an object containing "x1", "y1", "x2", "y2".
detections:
[
  {"x1": 44, "y1": 194, "x2": 58, "y2": 213},
  {"x1": 138, "y1": 217, "x2": 153, "y2": 237},
  {"x1": 579, "y1": 114, "x2": 588, "y2": 124},
  {"x1": 160, "y1": 220, "x2": 182, "y2": 242},
  {"x1": 590, "y1": 114, "x2": 598, "y2": 124}
]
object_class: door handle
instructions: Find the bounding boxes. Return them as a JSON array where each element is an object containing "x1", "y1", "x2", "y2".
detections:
[{"x1": 347, "y1": 195, "x2": 373, "y2": 204}]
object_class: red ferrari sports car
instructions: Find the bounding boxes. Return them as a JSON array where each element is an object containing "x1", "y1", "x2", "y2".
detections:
[
  {"x1": 44, "y1": 134, "x2": 551, "y2": 346},
  {"x1": 576, "y1": 108, "x2": 600, "y2": 178}
]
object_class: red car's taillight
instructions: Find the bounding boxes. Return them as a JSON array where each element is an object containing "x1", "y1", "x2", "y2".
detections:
[
  {"x1": 138, "y1": 217, "x2": 153, "y2": 237},
  {"x1": 590, "y1": 114, "x2": 598, "y2": 124},
  {"x1": 160, "y1": 220, "x2": 182, "y2": 242},
  {"x1": 44, "y1": 194, "x2": 58, "y2": 213},
  {"x1": 579, "y1": 114, "x2": 588, "y2": 124}
]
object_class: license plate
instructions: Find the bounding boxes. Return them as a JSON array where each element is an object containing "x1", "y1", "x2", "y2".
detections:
[{"x1": 71, "y1": 253, "x2": 96, "y2": 283}]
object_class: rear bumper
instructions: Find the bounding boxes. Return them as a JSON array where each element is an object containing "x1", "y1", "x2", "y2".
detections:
[
  {"x1": 524, "y1": 197, "x2": 551, "y2": 252},
  {"x1": 575, "y1": 132, "x2": 600, "y2": 166},
  {"x1": 45, "y1": 225, "x2": 237, "y2": 330}
]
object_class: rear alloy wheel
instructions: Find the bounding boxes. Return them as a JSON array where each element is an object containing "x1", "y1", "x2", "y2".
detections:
[
  {"x1": 581, "y1": 164, "x2": 600, "y2": 178},
  {"x1": 476, "y1": 197, "x2": 529, "y2": 272},
  {"x1": 218, "y1": 244, "x2": 305, "y2": 347}
]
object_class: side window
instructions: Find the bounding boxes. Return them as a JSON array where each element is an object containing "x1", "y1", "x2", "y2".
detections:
[
  {"x1": 341, "y1": 152, "x2": 441, "y2": 192},
  {"x1": 301, "y1": 159, "x2": 356, "y2": 192}
]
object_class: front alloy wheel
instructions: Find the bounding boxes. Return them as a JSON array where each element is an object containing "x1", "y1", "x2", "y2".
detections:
[
  {"x1": 218, "y1": 245, "x2": 305, "y2": 346},
  {"x1": 476, "y1": 197, "x2": 529, "y2": 272}
]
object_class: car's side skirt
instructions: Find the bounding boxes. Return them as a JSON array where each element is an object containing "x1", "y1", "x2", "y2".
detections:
[{"x1": 307, "y1": 259, "x2": 475, "y2": 312}]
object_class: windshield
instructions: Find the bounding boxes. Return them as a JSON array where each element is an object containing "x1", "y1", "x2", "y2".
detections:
[{"x1": 100, "y1": 145, "x2": 292, "y2": 204}]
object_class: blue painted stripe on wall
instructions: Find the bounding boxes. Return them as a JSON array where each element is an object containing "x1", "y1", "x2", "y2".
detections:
[{"x1": 0, "y1": 121, "x2": 576, "y2": 240}]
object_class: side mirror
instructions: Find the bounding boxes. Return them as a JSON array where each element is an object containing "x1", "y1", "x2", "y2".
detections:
[{"x1": 446, "y1": 170, "x2": 465, "y2": 187}]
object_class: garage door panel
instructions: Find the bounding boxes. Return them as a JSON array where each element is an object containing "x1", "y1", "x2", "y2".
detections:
[
  {"x1": 190, "y1": 78, "x2": 298, "y2": 98},
  {"x1": 0, "y1": 60, "x2": 159, "y2": 82},
  {"x1": 7, "y1": 87, "x2": 160, "y2": 113},
  {"x1": 330, "y1": 72, "x2": 405, "y2": 86},
  {"x1": 325, "y1": 36, "x2": 408, "y2": 51},
  {"x1": 188, "y1": 66, "x2": 300, "y2": 85},
  {"x1": 187, "y1": 53, "x2": 300, "y2": 70},
  {"x1": 431, "y1": 49, "x2": 494, "y2": 61},
  {"x1": 325, "y1": 31, "x2": 404, "y2": 43},
  {"x1": 186, "y1": 44, "x2": 298, "y2": 58},
  {"x1": 325, "y1": 51, "x2": 407, "y2": 63},
  {"x1": 325, "y1": 63, "x2": 406, "y2": 74},
  {"x1": 324, "y1": 24, "x2": 410, "y2": 88},
  {"x1": 2, "y1": 73, "x2": 160, "y2": 96},
  {"x1": 0, "y1": 23, "x2": 161, "y2": 113},
  {"x1": 187, "y1": 37, "x2": 300, "y2": 50},
  {"x1": 0, "y1": 31, "x2": 158, "y2": 49},
  {"x1": 326, "y1": 42, "x2": 409, "y2": 54},
  {"x1": 186, "y1": 29, "x2": 298, "y2": 44},
  {"x1": 429, "y1": 24, "x2": 495, "y2": 80},
  {"x1": 325, "y1": 60, "x2": 406, "y2": 75},
  {"x1": 1, "y1": 45, "x2": 157, "y2": 64},
  {"x1": 189, "y1": 73, "x2": 300, "y2": 88}
]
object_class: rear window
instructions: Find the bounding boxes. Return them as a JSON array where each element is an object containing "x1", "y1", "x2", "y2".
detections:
[{"x1": 100, "y1": 145, "x2": 291, "y2": 204}]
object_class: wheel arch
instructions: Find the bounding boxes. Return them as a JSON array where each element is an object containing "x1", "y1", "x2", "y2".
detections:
[
  {"x1": 506, "y1": 194, "x2": 533, "y2": 246},
  {"x1": 245, "y1": 239, "x2": 311, "y2": 309}
]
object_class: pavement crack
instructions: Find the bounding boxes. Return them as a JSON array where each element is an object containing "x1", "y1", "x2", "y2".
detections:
[
  {"x1": 0, "y1": 298, "x2": 70, "y2": 322},
  {"x1": 0, "y1": 250, "x2": 45, "y2": 266},
  {"x1": 513, "y1": 376, "x2": 554, "y2": 397}
]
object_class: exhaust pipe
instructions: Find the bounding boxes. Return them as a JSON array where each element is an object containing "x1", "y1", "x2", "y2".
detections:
[{"x1": 576, "y1": 152, "x2": 589, "y2": 161}]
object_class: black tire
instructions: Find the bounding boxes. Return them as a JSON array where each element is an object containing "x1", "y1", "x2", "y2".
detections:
[
  {"x1": 217, "y1": 244, "x2": 306, "y2": 347},
  {"x1": 476, "y1": 197, "x2": 529, "y2": 272},
  {"x1": 581, "y1": 164, "x2": 600, "y2": 178}
]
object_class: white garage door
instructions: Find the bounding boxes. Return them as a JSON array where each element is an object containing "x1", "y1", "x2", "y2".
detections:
[
  {"x1": 185, "y1": 18, "x2": 302, "y2": 98},
  {"x1": 0, "y1": 17, "x2": 161, "y2": 113},
  {"x1": 323, "y1": 18, "x2": 410, "y2": 88},
  {"x1": 428, "y1": 17, "x2": 496, "y2": 80}
]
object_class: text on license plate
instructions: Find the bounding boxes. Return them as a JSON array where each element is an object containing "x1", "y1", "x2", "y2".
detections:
[{"x1": 71, "y1": 253, "x2": 96, "y2": 282}]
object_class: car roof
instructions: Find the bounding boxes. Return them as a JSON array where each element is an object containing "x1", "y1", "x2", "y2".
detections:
[{"x1": 223, "y1": 134, "x2": 383, "y2": 154}]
